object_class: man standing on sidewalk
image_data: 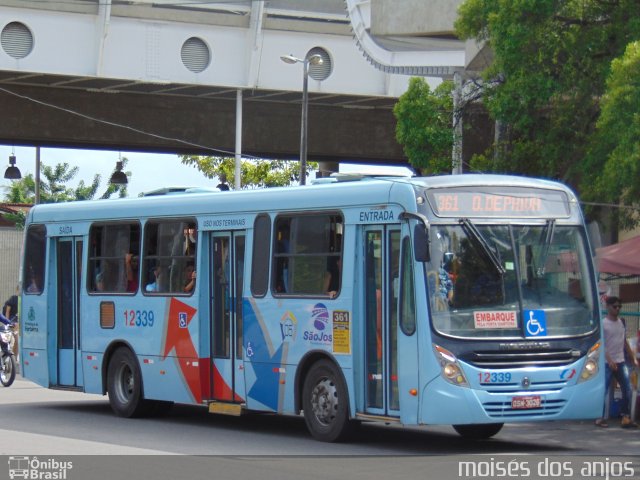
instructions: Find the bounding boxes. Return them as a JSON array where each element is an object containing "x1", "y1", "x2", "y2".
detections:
[{"x1": 595, "y1": 296, "x2": 638, "y2": 428}]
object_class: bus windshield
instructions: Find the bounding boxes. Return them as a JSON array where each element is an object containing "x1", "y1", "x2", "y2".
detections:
[{"x1": 427, "y1": 222, "x2": 597, "y2": 339}]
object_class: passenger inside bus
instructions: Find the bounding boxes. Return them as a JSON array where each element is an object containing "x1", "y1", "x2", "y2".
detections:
[
  {"x1": 428, "y1": 255, "x2": 455, "y2": 310},
  {"x1": 183, "y1": 263, "x2": 196, "y2": 293},
  {"x1": 184, "y1": 227, "x2": 196, "y2": 255},
  {"x1": 146, "y1": 265, "x2": 164, "y2": 292},
  {"x1": 95, "y1": 271, "x2": 106, "y2": 292},
  {"x1": 25, "y1": 266, "x2": 41, "y2": 294},
  {"x1": 125, "y1": 253, "x2": 139, "y2": 292},
  {"x1": 324, "y1": 257, "x2": 341, "y2": 299}
]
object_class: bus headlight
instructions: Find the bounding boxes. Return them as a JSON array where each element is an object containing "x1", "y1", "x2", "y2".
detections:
[
  {"x1": 434, "y1": 344, "x2": 469, "y2": 387},
  {"x1": 577, "y1": 341, "x2": 600, "y2": 383}
]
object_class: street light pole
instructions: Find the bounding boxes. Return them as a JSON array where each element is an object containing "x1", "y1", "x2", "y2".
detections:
[
  {"x1": 300, "y1": 58, "x2": 310, "y2": 185},
  {"x1": 35, "y1": 146, "x2": 41, "y2": 204},
  {"x1": 280, "y1": 53, "x2": 323, "y2": 186},
  {"x1": 452, "y1": 71, "x2": 463, "y2": 175}
]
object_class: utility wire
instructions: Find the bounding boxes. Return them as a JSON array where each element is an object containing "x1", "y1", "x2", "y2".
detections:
[{"x1": 0, "y1": 85, "x2": 260, "y2": 160}]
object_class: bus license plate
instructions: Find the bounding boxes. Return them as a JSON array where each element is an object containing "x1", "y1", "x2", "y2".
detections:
[{"x1": 511, "y1": 395, "x2": 541, "y2": 409}]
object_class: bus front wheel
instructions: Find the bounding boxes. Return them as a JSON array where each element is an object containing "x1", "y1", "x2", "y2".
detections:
[
  {"x1": 302, "y1": 359, "x2": 353, "y2": 442},
  {"x1": 107, "y1": 347, "x2": 146, "y2": 418},
  {"x1": 453, "y1": 423, "x2": 504, "y2": 439}
]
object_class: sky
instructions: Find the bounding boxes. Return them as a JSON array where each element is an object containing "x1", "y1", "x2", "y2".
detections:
[{"x1": 0, "y1": 145, "x2": 413, "y2": 200}]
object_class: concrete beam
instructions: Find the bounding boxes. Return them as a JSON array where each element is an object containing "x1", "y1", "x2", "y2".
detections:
[
  {"x1": 371, "y1": 0, "x2": 462, "y2": 37},
  {"x1": 0, "y1": 84, "x2": 406, "y2": 165},
  {"x1": 465, "y1": 39, "x2": 493, "y2": 71}
]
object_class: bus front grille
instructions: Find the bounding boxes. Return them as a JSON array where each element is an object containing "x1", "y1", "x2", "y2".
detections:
[{"x1": 464, "y1": 350, "x2": 579, "y2": 368}]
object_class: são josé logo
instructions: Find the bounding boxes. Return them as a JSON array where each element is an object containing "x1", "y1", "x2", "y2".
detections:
[{"x1": 303, "y1": 303, "x2": 332, "y2": 345}]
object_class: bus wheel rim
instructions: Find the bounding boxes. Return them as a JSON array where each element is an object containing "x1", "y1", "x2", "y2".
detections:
[
  {"x1": 116, "y1": 364, "x2": 134, "y2": 403},
  {"x1": 310, "y1": 377, "x2": 338, "y2": 426}
]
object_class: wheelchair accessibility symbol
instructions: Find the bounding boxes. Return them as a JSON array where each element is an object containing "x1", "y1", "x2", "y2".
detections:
[{"x1": 524, "y1": 310, "x2": 547, "y2": 337}]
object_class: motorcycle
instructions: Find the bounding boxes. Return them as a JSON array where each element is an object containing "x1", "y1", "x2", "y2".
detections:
[{"x1": 0, "y1": 321, "x2": 17, "y2": 387}]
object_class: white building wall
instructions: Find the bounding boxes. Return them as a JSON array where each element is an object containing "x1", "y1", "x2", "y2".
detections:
[
  {"x1": 0, "y1": 8, "x2": 97, "y2": 74},
  {"x1": 0, "y1": 2, "x2": 449, "y2": 98}
]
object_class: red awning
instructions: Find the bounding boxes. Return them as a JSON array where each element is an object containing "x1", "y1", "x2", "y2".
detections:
[{"x1": 596, "y1": 235, "x2": 640, "y2": 275}]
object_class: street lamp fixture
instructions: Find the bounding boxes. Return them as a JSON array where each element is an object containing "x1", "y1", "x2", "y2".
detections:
[
  {"x1": 280, "y1": 53, "x2": 324, "y2": 185},
  {"x1": 109, "y1": 160, "x2": 128, "y2": 185},
  {"x1": 4, "y1": 153, "x2": 21, "y2": 180}
]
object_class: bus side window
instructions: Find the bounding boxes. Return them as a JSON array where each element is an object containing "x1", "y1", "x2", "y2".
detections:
[
  {"x1": 24, "y1": 225, "x2": 46, "y2": 295},
  {"x1": 399, "y1": 236, "x2": 416, "y2": 335},
  {"x1": 274, "y1": 218, "x2": 291, "y2": 293},
  {"x1": 88, "y1": 223, "x2": 141, "y2": 294},
  {"x1": 251, "y1": 214, "x2": 271, "y2": 298},
  {"x1": 142, "y1": 219, "x2": 196, "y2": 296},
  {"x1": 272, "y1": 213, "x2": 343, "y2": 297}
]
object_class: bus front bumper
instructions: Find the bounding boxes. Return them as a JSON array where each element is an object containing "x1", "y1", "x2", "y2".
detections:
[{"x1": 420, "y1": 375, "x2": 604, "y2": 425}]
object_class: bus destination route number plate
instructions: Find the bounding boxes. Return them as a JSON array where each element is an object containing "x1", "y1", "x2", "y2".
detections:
[{"x1": 511, "y1": 395, "x2": 541, "y2": 410}]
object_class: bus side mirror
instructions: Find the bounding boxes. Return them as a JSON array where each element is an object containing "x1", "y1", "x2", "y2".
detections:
[
  {"x1": 413, "y1": 224, "x2": 430, "y2": 262},
  {"x1": 399, "y1": 212, "x2": 431, "y2": 263}
]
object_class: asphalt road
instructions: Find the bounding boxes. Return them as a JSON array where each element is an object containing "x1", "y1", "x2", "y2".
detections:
[{"x1": 1, "y1": 376, "x2": 639, "y2": 480}]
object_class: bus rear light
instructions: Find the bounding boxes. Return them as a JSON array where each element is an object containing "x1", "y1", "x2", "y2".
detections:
[
  {"x1": 433, "y1": 344, "x2": 469, "y2": 387},
  {"x1": 577, "y1": 342, "x2": 600, "y2": 383},
  {"x1": 409, "y1": 389, "x2": 418, "y2": 396}
]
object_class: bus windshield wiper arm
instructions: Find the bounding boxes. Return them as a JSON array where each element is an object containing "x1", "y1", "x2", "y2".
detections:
[
  {"x1": 537, "y1": 219, "x2": 556, "y2": 276},
  {"x1": 460, "y1": 218, "x2": 506, "y2": 275}
]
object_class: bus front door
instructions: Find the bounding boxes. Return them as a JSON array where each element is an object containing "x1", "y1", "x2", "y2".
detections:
[
  {"x1": 210, "y1": 232, "x2": 246, "y2": 403},
  {"x1": 363, "y1": 227, "x2": 401, "y2": 417},
  {"x1": 55, "y1": 236, "x2": 83, "y2": 387}
]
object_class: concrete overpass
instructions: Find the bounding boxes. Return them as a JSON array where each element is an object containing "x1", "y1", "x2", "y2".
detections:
[{"x1": 0, "y1": 0, "x2": 468, "y2": 170}]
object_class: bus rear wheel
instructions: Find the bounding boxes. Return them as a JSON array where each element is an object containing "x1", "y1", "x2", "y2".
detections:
[
  {"x1": 453, "y1": 423, "x2": 504, "y2": 439},
  {"x1": 302, "y1": 359, "x2": 353, "y2": 442},
  {"x1": 107, "y1": 347, "x2": 147, "y2": 418}
]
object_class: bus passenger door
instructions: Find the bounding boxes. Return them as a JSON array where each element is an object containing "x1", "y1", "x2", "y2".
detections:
[
  {"x1": 210, "y1": 232, "x2": 246, "y2": 403},
  {"x1": 363, "y1": 226, "x2": 401, "y2": 417},
  {"x1": 55, "y1": 236, "x2": 84, "y2": 387}
]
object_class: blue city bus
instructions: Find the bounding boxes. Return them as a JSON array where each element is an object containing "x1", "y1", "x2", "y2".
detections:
[{"x1": 20, "y1": 174, "x2": 603, "y2": 441}]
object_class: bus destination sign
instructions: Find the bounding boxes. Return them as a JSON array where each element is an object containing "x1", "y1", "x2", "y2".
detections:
[{"x1": 427, "y1": 187, "x2": 571, "y2": 218}]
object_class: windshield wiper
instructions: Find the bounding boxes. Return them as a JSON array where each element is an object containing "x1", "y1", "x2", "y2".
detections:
[
  {"x1": 536, "y1": 219, "x2": 556, "y2": 276},
  {"x1": 460, "y1": 218, "x2": 506, "y2": 275}
]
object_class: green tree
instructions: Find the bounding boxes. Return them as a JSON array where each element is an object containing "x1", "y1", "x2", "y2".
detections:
[
  {"x1": 3, "y1": 158, "x2": 130, "y2": 228},
  {"x1": 455, "y1": 0, "x2": 640, "y2": 225},
  {"x1": 4, "y1": 158, "x2": 129, "y2": 204},
  {"x1": 180, "y1": 155, "x2": 317, "y2": 188},
  {"x1": 584, "y1": 41, "x2": 640, "y2": 229},
  {"x1": 393, "y1": 77, "x2": 455, "y2": 175}
]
